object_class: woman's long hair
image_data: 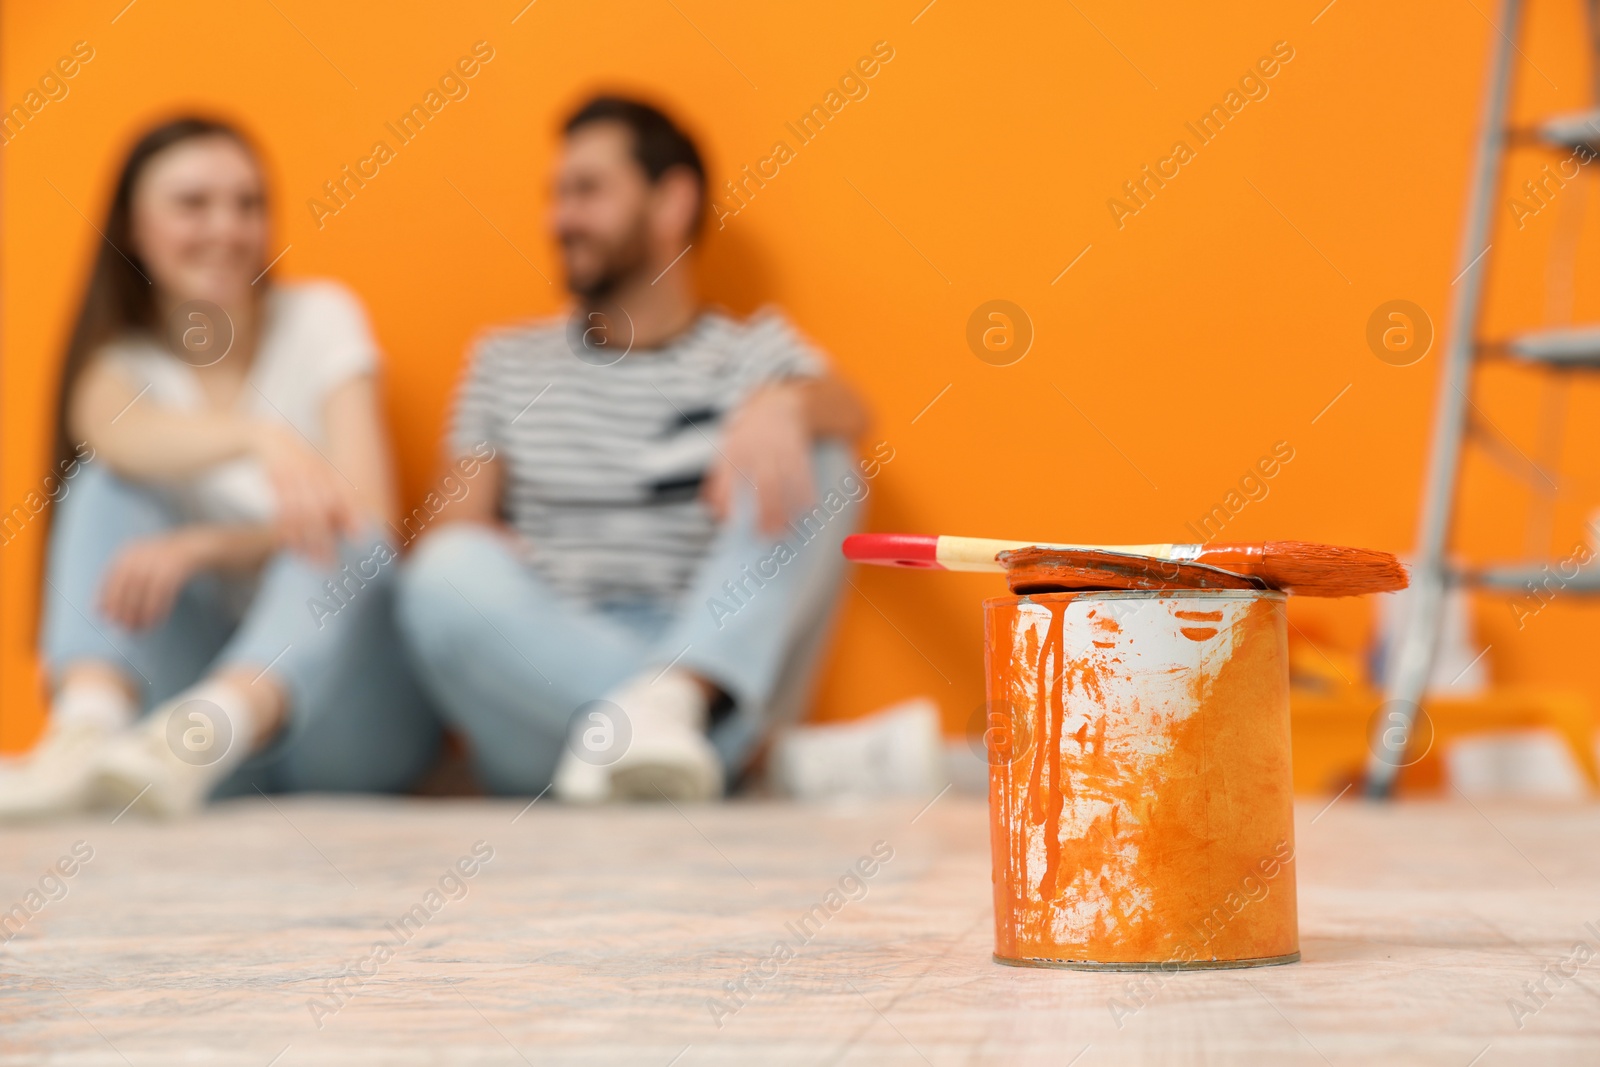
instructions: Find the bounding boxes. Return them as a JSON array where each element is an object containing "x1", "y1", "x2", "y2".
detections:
[{"x1": 54, "y1": 116, "x2": 266, "y2": 469}]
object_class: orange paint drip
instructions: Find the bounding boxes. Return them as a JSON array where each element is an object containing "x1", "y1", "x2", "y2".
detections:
[
  {"x1": 1173, "y1": 610, "x2": 1223, "y2": 622},
  {"x1": 985, "y1": 589, "x2": 1298, "y2": 969}
]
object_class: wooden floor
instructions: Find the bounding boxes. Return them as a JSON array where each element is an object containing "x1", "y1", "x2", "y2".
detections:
[{"x1": 2, "y1": 792, "x2": 1598, "y2": 1065}]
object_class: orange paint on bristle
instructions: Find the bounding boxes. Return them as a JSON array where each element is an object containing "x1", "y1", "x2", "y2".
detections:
[
  {"x1": 1001, "y1": 547, "x2": 1262, "y2": 596},
  {"x1": 1188, "y1": 541, "x2": 1408, "y2": 598},
  {"x1": 1000, "y1": 543, "x2": 1407, "y2": 598}
]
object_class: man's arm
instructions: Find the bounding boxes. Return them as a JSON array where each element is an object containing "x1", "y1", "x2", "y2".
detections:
[
  {"x1": 431, "y1": 451, "x2": 505, "y2": 527},
  {"x1": 787, "y1": 372, "x2": 871, "y2": 442},
  {"x1": 703, "y1": 371, "x2": 872, "y2": 535},
  {"x1": 425, "y1": 333, "x2": 510, "y2": 533}
]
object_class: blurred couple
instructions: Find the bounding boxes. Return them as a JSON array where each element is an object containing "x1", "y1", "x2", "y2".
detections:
[{"x1": 0, "y1": 96, "x2": 869, "y2": 820}]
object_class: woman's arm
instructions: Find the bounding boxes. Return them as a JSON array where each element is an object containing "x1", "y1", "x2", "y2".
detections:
[
  {"x1": 95, "y1": 375, "x2": 392, "y2": 629},
  {"x1": 99, "y1": 523, "x2": 282, "y2": 631},
  {"x1": 77, "y1": 356, "x2": 394, "y2": 562},
  {"x1": 320, "y1": 373, "x2": 398, "y2": 527},
  {"x1": 70, "y1": 359, "x2": 258, "y2": 479},
  {"x1": 187, "y1": 523, "x2": 283, "y2": 571}
]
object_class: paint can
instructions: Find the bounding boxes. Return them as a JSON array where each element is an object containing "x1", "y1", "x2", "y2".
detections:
[{"x1": 983, "y1": 589, "x2": 1299, "y2": 970}]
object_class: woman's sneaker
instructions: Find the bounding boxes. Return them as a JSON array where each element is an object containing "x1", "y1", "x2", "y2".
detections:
[
  {"x1": 94, "y1": 687, "x2": 253, "y2": 819},
  {"x1": 0, "y1": 720, "x2": 122, "y2": 821}
]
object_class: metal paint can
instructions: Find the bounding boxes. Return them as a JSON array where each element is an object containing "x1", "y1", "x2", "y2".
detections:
[{"x1": 983, "y1": 589, "x2": 1299, "y2": 970}]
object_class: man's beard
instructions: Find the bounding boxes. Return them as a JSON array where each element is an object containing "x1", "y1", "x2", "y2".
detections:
[{"x1": 564, "y1": 218, "x2": 651, "y2": 303}]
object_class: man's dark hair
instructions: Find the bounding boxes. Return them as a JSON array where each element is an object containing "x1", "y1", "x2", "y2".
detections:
[{"x1": 563, "y1": 95, "x2": 706, "y2": 229}]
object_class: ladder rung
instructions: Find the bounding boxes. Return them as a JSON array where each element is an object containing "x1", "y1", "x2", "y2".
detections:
[
  {"x1": 1530, "y1": 109, "x2": 1600, "y2": 151},
  {"x1": 1507, "y1": 326, "x2": 1600, "y2": 367},
  {"x1": 1461, "y1": 563, "x2": 1600, "y2": 592}
]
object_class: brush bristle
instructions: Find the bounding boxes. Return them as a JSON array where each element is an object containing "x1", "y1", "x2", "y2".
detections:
[{"x1": 1257, "y1": 541, "x2": 1409, "y2": 597}]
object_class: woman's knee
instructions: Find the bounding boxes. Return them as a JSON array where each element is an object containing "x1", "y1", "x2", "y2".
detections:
[
  {"x1": 47, "y1": 463, "x2": 174, "y2": 564},
  {"x1": 38, "y1": 465, "x2": 199, "y2": 677}
]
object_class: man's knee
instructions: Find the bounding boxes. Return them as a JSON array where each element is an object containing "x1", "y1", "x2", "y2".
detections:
[
  {"x1": 781, "y1": 443, "x2": 864, "y2": 545},
  {"x1": 396, "y1": 525, "x2": 512, "y2": 653},
  {"x1": 811, "y1": 441, "x2": 854, "y2": 487},
  {"x1": 812, "y1": 442, "x2": 864, "y2": 534}
]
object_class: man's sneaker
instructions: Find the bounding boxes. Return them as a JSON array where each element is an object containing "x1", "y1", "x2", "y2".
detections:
[
  {"x1": 552, "y1": 669, "x2": 724, "y2": 803},
  {"x1": 550, "y1": 741, "x2": 613, "y2": 804},
  {"x1": 770, "y1": 697, "x2": 945, "y2": 800}
]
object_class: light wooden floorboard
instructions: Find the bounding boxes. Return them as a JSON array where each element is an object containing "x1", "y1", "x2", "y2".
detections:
[{"x1": 2, "y1": 794, "x2": 1597, "y2": 1065}]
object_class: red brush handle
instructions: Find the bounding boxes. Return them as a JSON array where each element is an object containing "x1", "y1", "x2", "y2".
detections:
[{"x1": 842, "y1": 533, "x2": 944, "y2": 569}]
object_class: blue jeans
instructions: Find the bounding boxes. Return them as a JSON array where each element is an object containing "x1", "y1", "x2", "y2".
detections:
[
  {"x1": 39, "y1": 464, "x2": 439, "y2": 795},
  {"x1": 395, "y1": 444, "x2": 858, "y2": 795}
]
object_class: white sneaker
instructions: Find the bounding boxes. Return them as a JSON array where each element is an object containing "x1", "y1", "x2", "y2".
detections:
[
  {"x1": 770, "y1": 697, "x2": 945, "y2": 800},
  {"x1": 550, "y1": 741, "x2": 612, "y2": 804},
  {"x1": 94, "y1": 688, "x2": 252, "y2": 819},
  {"x1": 552, "y1": 669, "x2": 724, "y2": 803},
  {"x1": 0, "y1": 720, "x2": 121, "y2": 821}
]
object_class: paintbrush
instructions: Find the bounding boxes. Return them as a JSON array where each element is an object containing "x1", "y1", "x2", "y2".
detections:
[{"x1": 841, "y1": 533, "x2": 1408, "y2": 598}]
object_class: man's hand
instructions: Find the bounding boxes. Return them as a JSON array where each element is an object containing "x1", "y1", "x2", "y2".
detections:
[
  {"x1": 703, "y1": 384, "x2": 816, "y2": 536},
  {"x1": 99, "y1": 530, "x2": 212, "y2": 631}
]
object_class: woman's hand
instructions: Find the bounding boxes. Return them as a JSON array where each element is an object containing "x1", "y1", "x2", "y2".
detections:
[
  {"x1": 703, "y1": 384, "x2": 816, "y2": 537},
  {"x1": 99, "y1": 529, "x2": 212, "y2": 631},
  {"x1": 250, "y1": 422, "x2": 362, "y2": 563}
]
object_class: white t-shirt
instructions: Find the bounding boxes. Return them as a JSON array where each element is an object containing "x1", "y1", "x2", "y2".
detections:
[{"x1": 101, "y1": 280, "x2": 378, "y2": 523}]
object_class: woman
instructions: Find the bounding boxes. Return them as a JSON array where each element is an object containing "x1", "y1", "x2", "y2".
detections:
[{"x1": 0, "y1": 117, "x2": 438, "y2": 819}]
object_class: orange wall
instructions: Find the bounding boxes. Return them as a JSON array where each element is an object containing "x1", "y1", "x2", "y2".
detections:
[{"x1": 6, "y1": 1, "x2": 1600, "y2": 750}]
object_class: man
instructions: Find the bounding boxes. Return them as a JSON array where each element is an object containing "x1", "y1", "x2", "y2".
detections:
[{"x1": 397, "y1": 96, "x2": 870, "y2": 802}]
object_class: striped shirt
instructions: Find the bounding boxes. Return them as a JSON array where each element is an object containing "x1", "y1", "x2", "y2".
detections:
[{"x1": 450, "y1": 308, "x2": 825, "y2": 607}]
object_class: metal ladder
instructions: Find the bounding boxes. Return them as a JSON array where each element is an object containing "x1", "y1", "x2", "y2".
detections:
[{"x1": 1366, "y1": 0, "x2": 1600, "y2": 796}]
